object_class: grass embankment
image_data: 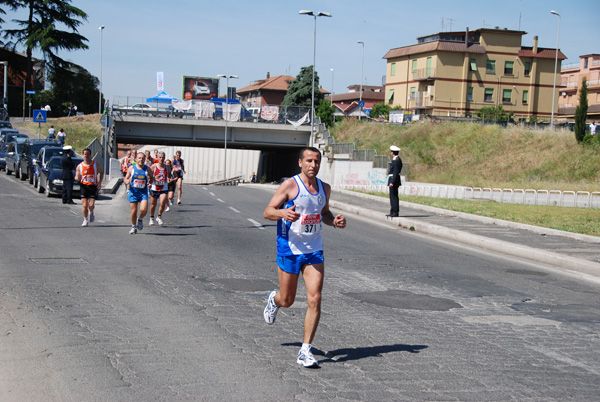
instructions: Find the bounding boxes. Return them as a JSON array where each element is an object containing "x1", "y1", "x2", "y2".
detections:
[
  {"x1": 331, "y1": 120, "x2": 600, "y2": 237},
  {"x1": 17, "y1": 114, "x2": 103, "y2": 155}
]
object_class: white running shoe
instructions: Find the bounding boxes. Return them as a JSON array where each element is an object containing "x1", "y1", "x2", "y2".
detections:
[
  {"x1": 149, "y1": 217, "x2": 155, "y2": 226},
  {"x1": 156, "y1": 216, "x2": 164, "y2": 226},
  {"x1": 263, "y1": 291, "x2": 279, "y2": 324},
  {"x1": 165, "y1": 206, "x2": 170, "y2": 213},
  {"x1": 81, "y1": 219, "x2": 89, "y2": 227},
  {"x1": 297, "y1": 346, "x2": 319, "y2": 368},
  {"x1": 177, "y1": 199, "x2": 181, "y2": 205},
  {"x1": 89, "y1": 211, "x2": 95, "y2": 222},
  {"x1": 137, "y1": 219, "x2": 143, "y2": 231},
  {"x1": 169, "y1": 199, "x2": 173, "y2": 206},
  {"x1": 129, "y1": 226, "x2": 137, "y2": 235}
]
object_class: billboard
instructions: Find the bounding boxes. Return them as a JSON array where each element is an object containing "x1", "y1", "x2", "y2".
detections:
[{"x1": 182, "y1": 76, "x2": 219, "y2": 100}]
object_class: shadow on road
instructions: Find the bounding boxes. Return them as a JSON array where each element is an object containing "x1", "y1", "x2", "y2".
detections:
[{"x1": 282, "y1": 342, "x2": 428, "y2": 364}]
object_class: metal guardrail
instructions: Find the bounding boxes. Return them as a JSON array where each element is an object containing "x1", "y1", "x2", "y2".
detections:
[{"x1": 334, "y1": 183, "x2": 600, "y2": 209}]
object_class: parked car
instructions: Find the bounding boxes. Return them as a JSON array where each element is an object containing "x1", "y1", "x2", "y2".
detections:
[
  {"x1": 0, "y1": 143, "x2": 8, "y2": 170},
  {"x1": 0, "y1": 129, "x2": 27, "y2": 145},
  {"x1": 0, "y1": 120, "x2": 12, "y2": 129},
  {"x1": 4, "y1": 140, "x2": 24, "y2": 176},
  {"x1": 17, "y1": 139, "x2": 58, "y2": 183},
  {"x1": 33, "y1": 146, "x2": 77, "y2": 189},
  {"x1": 38, "y1": 156, "x2": 83, "y2": 197}
]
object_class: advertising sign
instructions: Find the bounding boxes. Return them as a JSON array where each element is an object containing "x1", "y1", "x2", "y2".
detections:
[
  {"x1": 182, "y1": 76, "x2": 219, "y2": 100},
  {"x1": 157, "y1": 72, "x2": 164, "y2": 91}
]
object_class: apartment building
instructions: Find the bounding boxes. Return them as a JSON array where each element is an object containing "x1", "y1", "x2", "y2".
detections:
[
  {"x1": 237, "y1": 73, "x2": 296, "y2": 108},
  {"x1": 559, "y1": 54, "x2": 600, "y2": 121},
  {"x1": 383, "y1": 28, "x2": 566, "y2": 121}
]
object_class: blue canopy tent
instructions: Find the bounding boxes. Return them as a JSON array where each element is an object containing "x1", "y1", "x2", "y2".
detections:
[{"x1": 146, "y1": 91, "x2": 179, "y2": 103}]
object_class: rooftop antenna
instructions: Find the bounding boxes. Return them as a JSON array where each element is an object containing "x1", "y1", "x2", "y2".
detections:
[{"x1": 519, "y1": 0, "x2": 522, "y2": 30}]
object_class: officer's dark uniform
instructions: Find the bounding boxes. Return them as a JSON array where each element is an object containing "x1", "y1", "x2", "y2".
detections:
[
  {"x1": 61, "y1": 151, "x2": 75, "y2": 204},
  {"x1": 388, "y1": 147, "x2": 403, "y2": 217}
]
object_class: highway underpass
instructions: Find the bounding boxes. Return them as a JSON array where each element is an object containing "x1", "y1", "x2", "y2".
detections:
[{"x1": 111, "y1": 114, "x2": 313, "y2": 182}]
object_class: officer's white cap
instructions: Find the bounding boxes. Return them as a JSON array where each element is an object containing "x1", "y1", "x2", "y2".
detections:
[
  {"x1": 390, "y1": 145, "x2": 401, "y2": 152},
  {"x1": 63, "y1": 145, "x2": 72, "y2": 150}
]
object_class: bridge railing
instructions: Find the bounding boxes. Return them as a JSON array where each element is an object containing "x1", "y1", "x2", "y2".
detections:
[{"x1": 111, "y1": 96, "x2": 311, "y2": 127}]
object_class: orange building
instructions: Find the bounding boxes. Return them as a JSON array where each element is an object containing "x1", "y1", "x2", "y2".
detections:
[{"x1": 559, "y1": 54, "x2": 600, "y2": 121}]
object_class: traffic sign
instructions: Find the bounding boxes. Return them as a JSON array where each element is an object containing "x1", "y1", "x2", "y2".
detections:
[
  {"x1": 26, "y1": 90, "x2": 36, "y2": 95},
  {"x1": 359, "y1": 100, "x2": 365, "y2": 108},
  {"x1": 33, "y1": 109, "x2": 47, "y2": 123},
  {"x1": 100, "y1": 114, "x2": 114, "y2": 127}
]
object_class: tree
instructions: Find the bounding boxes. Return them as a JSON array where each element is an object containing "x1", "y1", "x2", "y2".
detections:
[
  {"x1": 2, "y1": 0, "x2": 88, "y2": 91},
  {"x1": 316, "y1": 99, "x2": 334, "y2": 128},
  {"x1": 370, "y1": 103, "x2": 392, "y2": 120},
  {"x1": 574, "y1": 80, "x2": 588, "y2": 143},
  {"x1": 33, "y1": 64, "x2": 101, "y2": 116},
  {"x1": 282, "y1": 66, "x2": 323, "y2": 107},
  {"x1": 476, "y1": 105, "x2": 513, "y2": 122}
]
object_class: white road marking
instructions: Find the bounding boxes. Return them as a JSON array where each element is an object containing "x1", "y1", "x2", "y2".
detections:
[
  {"x1": 229, "y1": 207, "x2": 240, "y2": 213},
  {"x1": 248, "y1": 218, "x2": 264, "y2": 230},
  {"x1": 217, "y1": 198, "x2": 225, "y2": 203},
  {"x1": 209, "y1": 192, "x2": 215, "y2": 197}
]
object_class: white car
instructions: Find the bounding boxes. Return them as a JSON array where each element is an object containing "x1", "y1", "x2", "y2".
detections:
[{"x1": 193, "y1": 82, "x2": 211, "y2": 96}]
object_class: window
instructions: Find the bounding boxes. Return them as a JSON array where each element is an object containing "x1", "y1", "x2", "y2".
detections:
[
  {"x1": 386, "y1": 89, "x2": 395, "y2": 104},
  {"x1": 412, "y1": 60, "x2": 417, "y2": 73},
  {"x1": 391, "y1": 63, "x2": 396, "y2": 76},
  {"x1": 584, "y1": 57, "x2": 589, "y2": 69},
  {"x1": 504, "y1": 61, "x2": 514, "y2": 75},
  {"x1": 426, "y1": 57, "x2": 432, "y2": 76},
  {"x1": 524, "y1": 61, "x2": 531, "y2": 76},
  {"x1": 502, "y1": 89, "x2": 512, "y2": 103},
  {"x1": 523, "y1": 90, "x2": 528, "y2": 104},
  {"x1": 486, "y1": 60, "x2": 495, "y2": 74},
  {"x1": 469, "y1": 59, "x2": 477, "y2": 71},
  {"x1": 467, "y1": 87, "x2": 473, "y2": 101},
  {"x1": 484, "y1": 88, "x2": 494, "y2": 102},
  {"x1": 410, "y1": 87, "x2": 416, "y2": 100}
]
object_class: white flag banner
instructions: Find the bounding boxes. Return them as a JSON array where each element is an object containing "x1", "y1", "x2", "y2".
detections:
[
  {"x1": 260, "y1": 106, "x2": 279, "y2": 121},
  {"x1": 288, "y1": 111, "x2": 309, "y2": 128},
  {"x1": 223, "y1": 103, "x2": 241, "y2": 122},
  {"x1": 172, "y1": 100, "x2": 192, "y2": 111},
  {"x1": 157, "y1": 72, "x2": 164, "y2": 91}
]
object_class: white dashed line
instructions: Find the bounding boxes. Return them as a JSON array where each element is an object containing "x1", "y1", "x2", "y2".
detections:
[
  {"x1": 217, "y1": 198, "x2": 225, "y2": 203},
  {"x1": 209, "y1": 192, "x2": 215, "y2": 197},
  {"x1": 247, "y1": 218, "x2": 264, "y2": 230},
  {"x1": 229, "y1": 207, "x2": 240, "y2": 213}
]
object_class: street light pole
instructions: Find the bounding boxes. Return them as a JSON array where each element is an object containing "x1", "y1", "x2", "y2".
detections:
[
  {"x1": 550, "y1": 10, "x2": 560, "y2": 130},
  {"x1": 299, "y1": 10, "x2": 331, "y2": 147},
  {"x1": 357, "y1": 41, "x2": 364, "y2": 120},
  {"x1": 99, "y1": 25, "x2": 105, "y2": 114},
  {"x1": 217, "y1": 74, "x2": 238, "y2": 181}
]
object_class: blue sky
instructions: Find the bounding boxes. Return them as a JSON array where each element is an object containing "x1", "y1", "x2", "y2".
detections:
[{"x1": 3, "y1": 0, "x2": 600, "y2": 103}]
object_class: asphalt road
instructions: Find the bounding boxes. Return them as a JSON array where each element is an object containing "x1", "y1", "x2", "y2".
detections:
[{"x1": 1, "y1": 173, "x2": 599, "y2": 401}]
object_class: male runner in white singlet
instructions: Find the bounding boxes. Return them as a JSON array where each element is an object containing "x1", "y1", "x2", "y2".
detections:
[{"x1": 263, "y1": 147, "x2": 346, "y2": 368}]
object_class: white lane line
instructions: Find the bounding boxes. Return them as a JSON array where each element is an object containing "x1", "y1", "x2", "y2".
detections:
[
  {"x1": 209, "y1": 192, "x2": 215, "y2": 197},
  {"x1": 217, "y1": 198, "x2": 225, "y2": 203},
  {"x1": 229, "y1": 207, "x2": 240, "y2": 213},
  {"x1": 248, "y1": 218, "x2": 265, "y2": 230},
  {"x1": 203, "y1": 187, "x2": 208, "y2": 190}
]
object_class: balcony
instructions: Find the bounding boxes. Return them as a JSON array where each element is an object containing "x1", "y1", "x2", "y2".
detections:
[
  {"x1": 411, "y1": 92, "x2": 434, "y2": 109},
  {"x1": 412, "y1": 68, "x2": 436, "y2": 81}
]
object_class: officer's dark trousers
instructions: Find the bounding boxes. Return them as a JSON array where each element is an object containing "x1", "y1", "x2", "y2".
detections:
[{"x1": 62, "y1": 179, "x2": 74, "y2": 203}]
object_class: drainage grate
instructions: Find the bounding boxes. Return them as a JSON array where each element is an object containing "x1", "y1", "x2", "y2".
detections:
[{"x1": 29, "y1": 258, "x2": 89, "y2": 265}]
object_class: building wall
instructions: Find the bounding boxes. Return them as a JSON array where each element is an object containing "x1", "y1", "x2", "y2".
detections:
[{"x1": 559, "y1": 55, "x2": 600, "y2": 114}]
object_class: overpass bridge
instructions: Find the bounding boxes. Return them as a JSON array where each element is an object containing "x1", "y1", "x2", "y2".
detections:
[{"x1": 107, "y1": 114, "x2": 313, "y2": 182}]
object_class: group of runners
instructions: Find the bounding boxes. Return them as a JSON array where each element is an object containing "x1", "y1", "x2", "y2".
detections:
[{"x1": 121, "y1": 149, "x2": 186, "y2": 234}]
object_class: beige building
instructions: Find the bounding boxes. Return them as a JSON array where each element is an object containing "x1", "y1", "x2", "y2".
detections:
[
  {"x1": 559, "y1": 54, "x2": 600, "y2": 121},
  {"x1": 383, "y1": 28, "x2": 566, "y2": 121}
]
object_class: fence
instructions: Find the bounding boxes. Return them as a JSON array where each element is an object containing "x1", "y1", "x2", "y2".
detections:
[{"x1": 334, "y1": 182, "x2": 600, "y2": 209}]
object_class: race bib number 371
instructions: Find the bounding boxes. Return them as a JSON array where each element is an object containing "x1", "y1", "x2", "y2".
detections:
[{"x1": 299, "y1": 214, "x2": 321, "y2": 234}]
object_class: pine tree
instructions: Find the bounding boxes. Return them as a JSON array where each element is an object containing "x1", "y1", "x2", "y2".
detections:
[
  {"x1": 282, "y1": 66, "x2": 323, "y2": 107},
  {"x1": 574, "y1": 80, "x2": 588, "y2": 143}
]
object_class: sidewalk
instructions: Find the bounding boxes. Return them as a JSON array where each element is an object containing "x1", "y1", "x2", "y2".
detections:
[{"x1": 245, "y1": 184, "x2": 600, "y2": 279}]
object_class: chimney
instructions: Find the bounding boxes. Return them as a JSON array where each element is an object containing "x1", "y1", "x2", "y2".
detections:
[
  {"x1": 465, "y1": 27, "x2": 469, "y2": 47},
  {"x1": 266, "y1": 72, "x2": 270, "y2": 79},
  {"x1": 533, "y1": 36, "x2": 538, "y2": 54}
]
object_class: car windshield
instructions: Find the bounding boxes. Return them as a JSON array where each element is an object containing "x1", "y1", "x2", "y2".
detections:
[
  {"x1": 0, "y1": 122, "x2": 12, "y2": 129},
  {"x1": 29, "y1": 143, "x2": 52, "y2": 156},
  {"x1": 49, "y1": 158, "x2": 62, "y2": 169},
  {"x1": 46, "y1": 149, "x2": 64, "y2": 160}
]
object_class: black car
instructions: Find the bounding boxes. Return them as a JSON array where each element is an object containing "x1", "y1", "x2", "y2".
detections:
[
  {"x1": 33, "y1": 146, "x2": 76, "y2": 189},
  {"x1": 17, "y1": 139, "x2": 58, "y2": 183},
  {"x1": 0, "y1": 120, "x2": 12, "y2": 129},
  {"x1": 0, "y1": 142, "x2": 8, "y2": 170},
  {"x1": 38, "y1": 156, "x2": 83, "y2": 197},
  {"x1": 4, "y1": 140, "x2": 24, "y2": 176}
]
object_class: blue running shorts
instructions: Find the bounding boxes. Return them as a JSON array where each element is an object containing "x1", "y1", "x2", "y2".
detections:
[
  {"x1": 128, "y1": 190, "x2": 148, "y2": 203},
  {"x1": 277, "y1": 251, "x2": 324, "y2": 275}
]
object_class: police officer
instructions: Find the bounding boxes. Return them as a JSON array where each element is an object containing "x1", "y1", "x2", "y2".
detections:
[
  {"x1": 387, "y1": 145, "x2": 402, "y2": 217},
  {"x1": 61, "y1": 145, "x2": 75, "y2": 205}
]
